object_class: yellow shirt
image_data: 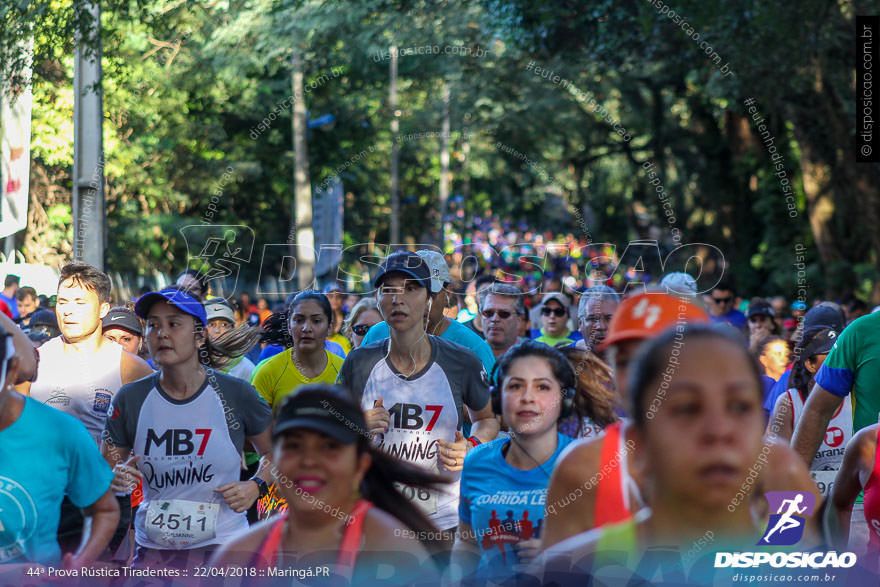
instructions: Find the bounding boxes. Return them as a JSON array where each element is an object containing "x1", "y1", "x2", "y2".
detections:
[
  {"x1": 250, "y1": 349, "x2": 345, "y2": 410},
  {"x1": 328, "y1": 332, "x2": 352, "y2": 355}
]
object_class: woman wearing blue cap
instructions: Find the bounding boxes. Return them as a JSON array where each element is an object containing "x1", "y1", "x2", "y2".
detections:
[{"x1": 101, "y1": 288, "x2": 274, "y2": 569}]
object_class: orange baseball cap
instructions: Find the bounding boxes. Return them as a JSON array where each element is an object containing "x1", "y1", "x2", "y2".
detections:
[{"x1": 599, "y1": 291, "x2": 710, "y2": 350}]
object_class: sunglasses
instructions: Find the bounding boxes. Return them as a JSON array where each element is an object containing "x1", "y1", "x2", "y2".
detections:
[
  {"x1": 352, "y1": 324, "x2": 372, "y2": 336},
  {"x1": 712, "y1": 296, "x2": 733, "y2": 304},
  {"x1": 541, "y1": 307, "x2": 567, "y2": 317},
  {"x1": 482, "y1": 309, "x2": 514, "y2": 320}
]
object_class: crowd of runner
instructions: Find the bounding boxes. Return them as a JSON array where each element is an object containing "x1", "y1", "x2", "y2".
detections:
[{"x1": 1, "y1": 251, "x2": 879, "y2": 585}]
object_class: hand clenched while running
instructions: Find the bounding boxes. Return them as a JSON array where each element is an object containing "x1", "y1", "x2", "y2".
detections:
[
  {"x1": 438, "y1": 430, "x2": 468, "y2": 472},
  {"x1": 365, "y1": 397, "x2": 391, "y2": 436},
  {"x1": 110, "y1": 454, "x2": 142, "y2": 494},
  {"x1": 214, "y1": 481, "x2": 260, "y2": 513}
]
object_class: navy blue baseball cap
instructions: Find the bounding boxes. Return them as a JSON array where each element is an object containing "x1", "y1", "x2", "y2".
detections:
[
  {"x1": 135, "y1": 288, "x2": 208, "y2": 326},
  {"x1": 373, "y1": 251, "x2": 432, "y2": 290}
]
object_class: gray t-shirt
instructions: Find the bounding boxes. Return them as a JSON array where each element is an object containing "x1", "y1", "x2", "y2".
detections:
[
  {"x1": 104, "y1": 369, "x2": 271, "y2": 550},
  {"x1": 337, "y1": 335, "x2": 490, "y2": 530}
]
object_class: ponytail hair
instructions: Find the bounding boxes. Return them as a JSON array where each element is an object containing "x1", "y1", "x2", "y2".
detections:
[
  {"x1": 274, "y1": 384, "x2": 449, "y2": 551},
  {"x1": 789, "y1": 327, "x2": 831, "y2": 402},
  {"x1": 260, "y1": 312, "x2": 293, "y2": 348},
  {"x1": 197, "y1": 323, "x2": 263, "y2": 370},
  {"x1": 358, "y1": 442, "x2": 449, "y2": 551},
  {"x1": 559, "y1": 346, "x2": 619, "y2": 432}
]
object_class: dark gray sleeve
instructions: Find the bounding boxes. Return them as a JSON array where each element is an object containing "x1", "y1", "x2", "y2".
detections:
[
  {"x1": 337, "y1": 351, "x2": 355, "y2": 393},
  {"x1": 438, "y1": 339, "x2": 490, "y2": 412},
  {"x1": 103, "y1": 374, "x2": 156, "y2": 450},
  {"x1": 338, "y1": 343, "x2": 385, "y2": 400},
  {"x1": 462, "y1": 351, "x2": 490, "y2": 412},
  {"x1": 212, "y1": 371, "x2": 272, "y2": 445}
]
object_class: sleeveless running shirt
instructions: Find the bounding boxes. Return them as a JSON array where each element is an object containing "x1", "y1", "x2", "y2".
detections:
[
  {"x1": 104, "y1": 370, "x2": 271, "y2": 550},
  {"x1": 252, "y1": 499, "x2": 372, "y2": 575},
  {"x1": 862, "y1": 427, "x2": 880, "y2": 555},
  {"x1": 787, "y1": 389, "x2": 853, "y2": 496},
  {"x1": 29, "y1": 337, "x2": 124, "y2": 444},
  {"x1": 594, "y1": 420, "x2": 641, "y2": 528}
]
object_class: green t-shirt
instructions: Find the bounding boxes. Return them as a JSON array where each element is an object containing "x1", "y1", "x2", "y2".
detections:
[
  {"x1": 815, "y1": 312, "x2": 880, "y2": 433},
  {"x1": 534, "y1": 330, "x2": 576, "y2": 348}
]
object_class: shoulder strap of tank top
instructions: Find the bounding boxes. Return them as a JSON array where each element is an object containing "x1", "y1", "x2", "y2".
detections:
[
  {"x1": 251, "y1": 512, "x2": 287, "y2": 569},
  {"x1": 337, "y1": 499, "x2": 372, "y2": 571},
  {"x1": 594, "y1": 421, "x2": 627, "y2": 527},
  {"x1": 619, "y1": 420, "x2": 645, "y2": 511},
  {"x1": 867, "y1": 427, "x2": 880, "y2": 492}
]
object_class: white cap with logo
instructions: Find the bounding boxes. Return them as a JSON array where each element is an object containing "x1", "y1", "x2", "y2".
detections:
[
  {"x1": 204, "y1": 299, "x2": 236, "y2": 324},
  {"x1": 416, "y1": 250, "x2": 451, "y2": 293}
]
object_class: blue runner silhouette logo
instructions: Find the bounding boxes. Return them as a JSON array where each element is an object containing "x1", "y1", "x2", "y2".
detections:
[{"x1": 758, "y1": 491, "x2": 816, "y2": 546}]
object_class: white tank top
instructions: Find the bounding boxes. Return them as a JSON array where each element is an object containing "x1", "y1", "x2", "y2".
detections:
[
  {"x1": 787, "y1": 388, "x2": 852, "y2": 471},
  {"x1": 29, "y1": 337, "x2": 124, "y2": 444}
]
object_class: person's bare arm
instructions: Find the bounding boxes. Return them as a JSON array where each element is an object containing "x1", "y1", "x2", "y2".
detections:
[
  {"x1": 215, "y1": 427, "x2": 273, "y2": 513},
  {"x1": 831, "y1": 427, "x2": 876, "y2": 547},
  {"x1": 791, "y1": 384, "x2": 844, "y2": 466},
  {"x1": 120, "y1": 350, "x2": 154, "y2": 384},
  {"x1": 542, "y1": 440, "x2": 602, "y2": 549},
  {"x1": 766, "y1": 393, "x2": 793, "y2": 442},
  {"x1": 64, "y1": 489, "x2": 119, "y2": 568},
  {"x1": 468, "y1": 403, "x2": 500, "y2": 444}
]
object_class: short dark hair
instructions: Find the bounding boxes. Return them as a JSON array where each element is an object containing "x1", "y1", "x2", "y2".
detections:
[
  {"x1": 473, "y1": 273, "x2": 498, "y2": 291},
  {"x1": 712, "y1": 278, "x2": 737, "y2": 296},
  {"x1": 58, "y1": 263, "x2": 112, "y2": 303},
  {"x1": 177, "y1": 269, "x2": 209, "y2": 293},
  {"x1": 15, "y1": 286, "x2": 36, "y2": 301},
  {"x1": 4, "y1": 275, "x2": 19, "y2": 288}
]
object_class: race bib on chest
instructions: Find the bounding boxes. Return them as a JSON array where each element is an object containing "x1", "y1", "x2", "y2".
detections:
[
  {"x1": 810, "y1": 470, "x2": 837, "y2": 498},
  {"x1": 394, "y1": 482, "x2": 438, "y2": 517},
  {"x1": 145, "y1": 499, "x2": 219, "y2": 548}
]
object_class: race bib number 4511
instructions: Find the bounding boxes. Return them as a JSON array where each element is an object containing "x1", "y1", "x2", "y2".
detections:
[{"x1": 145, "y1": 499, "x2": 219, "y2": 548}]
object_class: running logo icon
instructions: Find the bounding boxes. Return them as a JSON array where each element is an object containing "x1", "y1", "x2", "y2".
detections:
[{"x1": 758, "y1": 491, "x2": 816, "y2": 546}]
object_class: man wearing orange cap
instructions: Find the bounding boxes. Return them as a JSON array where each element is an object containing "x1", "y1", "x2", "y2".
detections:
[{"x1": 542, "y1": 292, "x2": 710, "y2": 548}]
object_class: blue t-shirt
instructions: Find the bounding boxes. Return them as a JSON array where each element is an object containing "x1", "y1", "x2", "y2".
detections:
[
  {"x1": 0, "y1": 398, "x2": 114, "y2": 564},
  {"x1": 459, "y1": 433, "x2": 574, "y2": 578},
  {"x1": 257, "y1": 340, "x2": 345, "y2": 364},
  {"x1": 763, "y1": 368, "x2": 792, "y2": 414},
  {"x1": 710, "y1": 309, "x2": 747, "y2": 330},
  {"x1": 361, "y1": 319, "x2": 496, "y2": 372}
]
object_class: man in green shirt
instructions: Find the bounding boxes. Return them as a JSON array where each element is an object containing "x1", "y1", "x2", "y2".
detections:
[{"x1": 532, "y1": 292, "x2": 582, "y2": 348}]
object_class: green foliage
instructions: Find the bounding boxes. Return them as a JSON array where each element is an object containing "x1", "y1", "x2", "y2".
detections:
[{"x1": 9, "y1": 0, "x2": 879, "y2": 299}]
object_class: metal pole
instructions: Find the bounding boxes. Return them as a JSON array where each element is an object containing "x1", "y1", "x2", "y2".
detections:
[{"x1": 72, "y1": 0, "x2": 105, "y2": 270}]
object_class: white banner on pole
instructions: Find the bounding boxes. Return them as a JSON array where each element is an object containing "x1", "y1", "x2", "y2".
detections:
[{"x1": 0, "y1": 69, "x2": 33, "y2": 239}]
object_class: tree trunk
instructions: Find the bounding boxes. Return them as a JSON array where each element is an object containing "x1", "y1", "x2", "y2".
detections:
[
  {"x1": 291, "y1": 49, "x2": 314, "y2": 290},
  {"x1": 389, "y1": 45, "x2": 400, "y2": 245}
]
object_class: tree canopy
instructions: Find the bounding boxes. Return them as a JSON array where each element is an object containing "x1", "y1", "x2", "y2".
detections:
[{"x1": 5, "y1": 0, "x2": 879, "y2": 300}]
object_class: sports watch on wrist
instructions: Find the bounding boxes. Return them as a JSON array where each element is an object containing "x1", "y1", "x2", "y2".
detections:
[{"x1": 252, "y1": 477, "x2": 269, "y2": 499}]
